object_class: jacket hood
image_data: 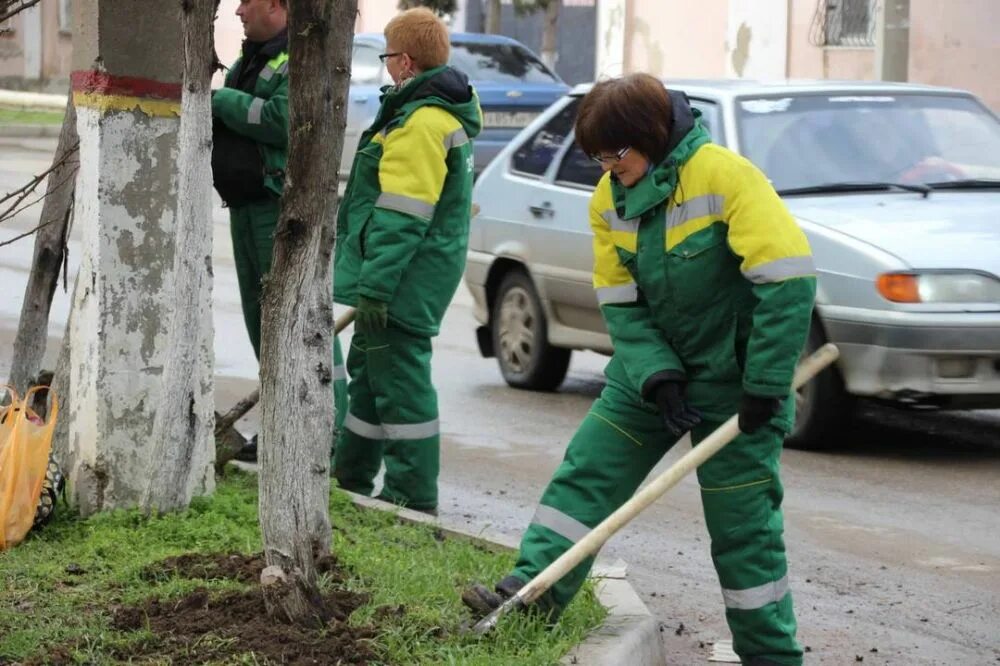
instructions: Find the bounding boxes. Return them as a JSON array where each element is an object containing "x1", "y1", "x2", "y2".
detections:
[
  {"x1": 613, "y1": 91, "x2": 711, "y2": 220},
  {"x1": 378, "y1": 66, "x2": 483, "y2": 139}
]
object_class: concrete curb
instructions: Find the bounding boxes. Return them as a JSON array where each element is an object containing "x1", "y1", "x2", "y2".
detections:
[
  {"x1": 0, "y1": 89, "x2": 68, "y2": 110},
  {"x1": 348, "y1": 492, "x2": 666, "y2": 666},
  {"x1": 0, "y1": 124, "x2": 62, "y2": 138}
]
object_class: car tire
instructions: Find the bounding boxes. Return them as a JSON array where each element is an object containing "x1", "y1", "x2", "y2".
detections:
[
  {"x1": 491, "y1": 270, "x2": 571, "y2": 391},
  {"x1": 785, "y1": 320, "x2": 856, "y2": 450}
]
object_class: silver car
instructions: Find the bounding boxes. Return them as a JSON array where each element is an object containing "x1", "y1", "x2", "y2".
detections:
[{"x1": 464, "y1": 80, "x2": 1000, "y2": 448}]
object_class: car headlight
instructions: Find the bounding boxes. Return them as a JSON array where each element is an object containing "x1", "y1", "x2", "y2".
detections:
[{"x1": 877, "y1": 272, "x2": 1000, "y2": 303}]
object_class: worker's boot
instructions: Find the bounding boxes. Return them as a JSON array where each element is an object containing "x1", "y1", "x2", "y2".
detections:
[
  {"x1": 461, "y1": 575, "x2": 560, "y2": 622},
  {"x1": 234, "y1": 434, "x2": 258, "y2": 463}
]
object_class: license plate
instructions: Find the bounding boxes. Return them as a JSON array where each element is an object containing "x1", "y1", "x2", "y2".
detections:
[{"x1": 483, "y1": 110, "x2": 539, "y2": 129}]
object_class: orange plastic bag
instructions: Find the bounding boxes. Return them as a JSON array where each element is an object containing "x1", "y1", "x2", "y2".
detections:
[{"x1": 0, "y1": 385, "x2": 59, "y2": 550}]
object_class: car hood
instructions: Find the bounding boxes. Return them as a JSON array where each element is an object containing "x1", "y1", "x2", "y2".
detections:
[
  {"x1": 472, "y1": 81, "x2": 569, "y2": 107},
  {"x1": 787, "y1": 191, "x2": 1000, "y2": 275}
]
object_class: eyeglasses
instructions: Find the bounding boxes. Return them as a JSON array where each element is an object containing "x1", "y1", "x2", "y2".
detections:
[
  {"x1": 590, "y1": 147, "x2": 631, "y2": 165},
  {"x1": 589, "y1": 146, "x2": 631, "y2": 165},
  {"x1": 378, "y1": 52, "x2": 403, "y2": 63}
]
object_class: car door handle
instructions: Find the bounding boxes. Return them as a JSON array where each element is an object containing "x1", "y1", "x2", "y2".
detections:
[{"x1": 529, "y1": 202, "x2": 554, "y2": 219}]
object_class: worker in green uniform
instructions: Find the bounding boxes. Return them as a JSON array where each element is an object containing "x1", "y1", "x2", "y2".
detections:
[
  {"x1": 462, "y1": 74, "x2": 816, "y2": 666},
  {"x1": 210, "y1": 0, "x2": 346, "y2": 461},
  {"x1": 332, "y1": 8, "x2": 482, "y2": 515}
]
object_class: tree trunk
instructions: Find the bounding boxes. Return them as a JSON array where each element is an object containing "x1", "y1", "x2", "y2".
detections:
[
  {"x1": 140, "y1": 0, "x2": 217, "y2": 513},
  {"x1": 540, "y1": 0, "x2": 560, "y2": 72},
  {"x1": 485, "y1": 0, "x2": 501, "y2": 33},
  {"x1": 258, "y1": 0, "x2": 356, "y2": 627},
  {"x1": 8, "y1": 98, "x2": 78, "y2": 394},
  {"x1": 48, "y1": 279, "x2": 75, "y2": 467}
]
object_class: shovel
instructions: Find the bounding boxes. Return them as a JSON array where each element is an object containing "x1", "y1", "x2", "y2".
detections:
[{"x1": 471, "y1": 342, "x2": 840, "y2": 634}]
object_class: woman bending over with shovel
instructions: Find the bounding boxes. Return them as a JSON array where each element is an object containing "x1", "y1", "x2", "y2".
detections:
[{"x1": 462, "y1": 73, "x2": 816, "y2": 666}]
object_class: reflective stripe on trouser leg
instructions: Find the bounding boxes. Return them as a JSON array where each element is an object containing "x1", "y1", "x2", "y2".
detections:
[
  {"x1": 367, "y1": 327, "x2": 439, "y2": 510},
  {"x1": 513, "y1": 379, "x2": 677, "y2": 610},
  {"x1": 332, "y1": 334, "x2": 385, "y2": 497},
  {"x1": 694, "y1": 420, "x2": 803, "y2": 666},
  {"x1": 331, "y1": 334, "x2": 347, "y2": 457}
]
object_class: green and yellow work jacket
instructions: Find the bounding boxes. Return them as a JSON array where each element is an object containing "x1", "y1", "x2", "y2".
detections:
[
  {"x1": 335, "y1": 66, "x2": 483, "y2": 337},
  {"x1": 590, "y1": 93, "x2": 817, "y2": 423},
  {"x1": 212, "y1": 31, "x2": 289, "y2": 198}
]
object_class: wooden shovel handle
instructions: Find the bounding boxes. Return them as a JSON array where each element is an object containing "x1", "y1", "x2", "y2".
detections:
[{"x1": 214, "y1": 308, "x2": 356, "y2": 436}]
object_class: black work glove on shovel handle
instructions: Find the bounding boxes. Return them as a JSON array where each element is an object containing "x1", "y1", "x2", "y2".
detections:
[
  {"x1": 652, "y1": 380, "x2": 703, "y2": 438},
  {"x1": 738, "y1": 394, "x2": 782, "y2": 434}
]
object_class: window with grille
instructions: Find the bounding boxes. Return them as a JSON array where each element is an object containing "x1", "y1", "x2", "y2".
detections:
[{"x1": 810, "y1": 0, "x2": 877, "y2": 47}]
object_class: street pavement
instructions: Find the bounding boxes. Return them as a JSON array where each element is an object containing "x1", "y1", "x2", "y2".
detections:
[{"x1": 2, "y1": 136, "x2": 999, "y2": 665}]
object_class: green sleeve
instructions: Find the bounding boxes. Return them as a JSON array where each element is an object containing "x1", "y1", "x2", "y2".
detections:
[
  {"x1": 743, "y1": 277, "x2": 817, "y2": 397},
  {"x1": 212, "y1": 76, "x2": 288, "y2": 148}
]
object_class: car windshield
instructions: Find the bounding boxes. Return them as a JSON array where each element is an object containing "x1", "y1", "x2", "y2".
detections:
[
  {"x1": 736, "y1": 93, "x2": 1000, "y2": 192},
  {"x1": 449, "y1": 41, "x2": 560, "y2": 85}
]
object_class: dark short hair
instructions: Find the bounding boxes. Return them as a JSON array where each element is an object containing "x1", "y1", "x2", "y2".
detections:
[{"x1": 575, "y1": 73, "x2": 673, "y2": 165}]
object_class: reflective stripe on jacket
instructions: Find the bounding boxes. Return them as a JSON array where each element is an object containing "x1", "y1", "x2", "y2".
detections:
[{"x1": 590, "y1": 121, "x2": 816, "y2": 418}]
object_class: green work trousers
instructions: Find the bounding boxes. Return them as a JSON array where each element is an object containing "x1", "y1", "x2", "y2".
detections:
[
  {"x1": 333, "y1": 326, "x2": 439, "y2": 511},
  {"x1": 229, "y1": 198, "x2": 347, "y2": 442},
  {"x1": 511, "y1": 377, "x2": 803, "y2": 666}
]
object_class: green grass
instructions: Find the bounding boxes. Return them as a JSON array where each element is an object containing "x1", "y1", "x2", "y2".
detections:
[
  {"x1": 0, "y1": 471, "x2": 606, "y2": 665},
  {"x1": 0, "y1": 107, "x2": 65, "y2": 125}
]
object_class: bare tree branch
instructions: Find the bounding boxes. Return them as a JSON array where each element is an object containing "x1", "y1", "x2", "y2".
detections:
[
  {"x1": 0, "y1": 0, "x2": 43, "y2": 25},
  {"x1": 0, "y1": 143, "x2": 79, "y2": 224}
]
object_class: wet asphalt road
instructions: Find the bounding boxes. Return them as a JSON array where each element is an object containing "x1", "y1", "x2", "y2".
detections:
[{"x1": 3, "y1": 135, "x2": 999, "y2": 665}]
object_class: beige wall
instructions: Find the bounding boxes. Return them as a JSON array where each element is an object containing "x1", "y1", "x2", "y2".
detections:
[
  {"x1": 0, "y1": 0, "x2": 72, "y2": 85},
  {"x1": 626, "y1": 0, "x2": 728, "y2": 78},
  {"x1": 41, "y1": 0, "x2": 72, "y2": 80},
  {"x1": 909, "y1": 0, "x2": 1000, "y2": 110},
  {"x1": 0, "y1": 10, "x2": 26, "y2": 79},
  {"x1": 626, "y1": 0, "x2": 997, "y2": 110},
  {"x1": 355, "y1": 0, "x2": 400, "y2": 34}
]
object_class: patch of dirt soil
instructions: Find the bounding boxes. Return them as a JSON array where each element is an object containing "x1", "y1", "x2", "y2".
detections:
[{"x1": 54, "y1": 552, "x2": 378, "y2": 665}]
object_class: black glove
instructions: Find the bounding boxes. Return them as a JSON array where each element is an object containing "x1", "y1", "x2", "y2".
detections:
[
  {"x1": 738, "y1": 394, "x2": 782, "y2": 434},
  {"x1": 652, "y1": 381, "x2": 702, "y2": 437}
]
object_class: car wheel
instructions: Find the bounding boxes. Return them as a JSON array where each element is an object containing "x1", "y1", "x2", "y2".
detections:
[
  {"x1": 491, "y1": 270, "x2": 571, "y2": 391},
  {"x1": 785, "y1": 320, "x2": 856, "y2": 450}
]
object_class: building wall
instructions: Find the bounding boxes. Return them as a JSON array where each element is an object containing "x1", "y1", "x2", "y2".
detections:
[
  {"x1": 908, "y1": 0, "x2": 999, "y2": 110},
  {"x1": 623, "y1": 0, "x2": 997, "y2": 110},
  {"x1": 0, "y1": 0, "x2": 72, "y2": 90},
  {"x1": 625, "y1": 0, "x2": 728, "y2": 78}
]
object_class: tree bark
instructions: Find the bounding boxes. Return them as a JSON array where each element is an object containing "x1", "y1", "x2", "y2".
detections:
[
  {"x1": 8, "y1": 98, "x2": 78, "y2": 394},
  {"x1": 540, "y1": 0, "x2": 560, "y2": 72},
  {"x1": 485, "y1": 0, "x2": 501, "y2": 33},
  {"x1": 140, "y1": 0, "x2": 217, "y2": 513},
  {"x1": 47, "y1": 268, "x2": 79, "y2": 467},
  {"x1": 258, "y1": 0, "x2": 356, "y2": 626}
]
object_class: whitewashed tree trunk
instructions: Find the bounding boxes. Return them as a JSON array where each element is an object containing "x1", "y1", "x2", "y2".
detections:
[
  {"x1": 140, "y1": 0, "x2": 217, "y2": 513},
  {"x1": 258, "y1": 0, "x2": 356, "y2": 626},
  {"x1": 540, "y1": 0, "x2": 560, "y2": 72},
  {"x1": 8, "y1": 98, "x2": 78, "y2": 394}
]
